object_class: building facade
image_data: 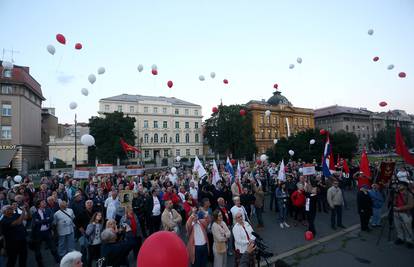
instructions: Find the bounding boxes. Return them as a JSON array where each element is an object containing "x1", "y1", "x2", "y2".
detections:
[
  {"x1": 41, "y1": 107, "x2": 58, "y2": 162},
  {"x1": 99, "y1": 94, "x2": 203, "y2": 162},
  {"x1": 246, "y1": 91, "x2": 314, "y2": 154},
  {"x1": 0, "y1": 62, "x2": 45, "y2": 173}
]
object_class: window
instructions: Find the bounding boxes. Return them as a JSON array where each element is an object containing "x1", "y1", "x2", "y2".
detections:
[
  {"x1": 352, "y1": 125, "x2": 355, "y2": 131},
  {"x1": 104, "y1": 105, "x2": 110, "y2": 111},
  {"x1": 176, "y1": 134, "x2": 180, "y2": 143},
  {"x1": 267, "y1": 116, "x2": 270, "y2": 124},
  {"x1": 195, "y1": 122, "x2": 199, "y2": 129},
  {"x1": 164, "y1": 149, "x2": 169, "y2": 157},
  {"x1": 260, "y1": 116, "x2": 264, "y2": 124},
  {"x1": 194, "y1": 110, "x2": 199, "y2": 116},
  {"x1": 2, "y1": 104, "x2": 12, "y2": 116},
  {"x1": 163, "y1": 121, "x2": 168, "y2": 128},
  {"x1": 346, "y1": 125, "x2": 349, "y2": 131},
  {"x1": 176, "y1": 149, "x2": 181, "y2": 156},
  {"x1": 300, "y1": 118, "x2": 303, "y2": 126},
  {"x1": 153, "y1": 121, "x2": 158, "y2": 128},
  {"x1": 186, "y1": 149, "x2": 190, "y2": 156},
  {"x1": 305, "y1": 119, "x2": 308, "y2": 125},
  {"x1": 175, "y1": 121, "x2": 179, "y2": 129},
  {"x1": 129, "y1": 106, "x2": 134, "y2": 113},
  {"x1": 1, "y1": 85, "x2": 12, "y2": 94},
  {"x1": 261, "y1": 129, "x2": 265, "y2": 139},
  {"x1": 195, "y1": 149, "x2": 199, "y2": 155},
  {"x1": 153, "y1": 107, "x2": 158, "y2": 113},
  {"x1": 175, "y1": 108, "x2": 179, "y2": 115},
  {"x1": 144, "y1": 120, "x2": 149, "y2": 128},
  {"x1": 294, "y1": 118, "x2": 298, "y2": 125},
  {"x1": 185, "y1": 109, "x2": 189, "y2": 115},
  {"x1": 154, "y1": 134, "x2": 158, "y2": 143},
  {"x1": 185, "y1": 133, "x2": 190, "y2": 143},
  {"x1": 144, "y1": 134, "x2": 149, "y2": 143},
  {"x1": 163, "y1": 134, "x2": 168, "y2": 143},
  {"x1": 268, "y1": 130, "x2": 271, "y2": 139},
  {"x1": 117, "y1": 105, "x2": 122, "y2": 112},
  {"x1": 162, "y1": 107, "x2": 167, "y2": 114},
  {"x1": 144, "y1": 107, "x2": 149, "y2": 113},
  {"x1": 144, "y1": 150, "x2": 149, "y2": 158},
  {"x1": 195, "y1": 134, "x2": 199, "y2": 143},
  {"x1": 185, "y1": 122, "x2": 189, "y2": 129},
  {"x1": 1, "y1": 126, "x2": 12, "y2": 140}
]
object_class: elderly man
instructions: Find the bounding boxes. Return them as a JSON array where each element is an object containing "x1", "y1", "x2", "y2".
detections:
[
  {"x1": 230, "y1": 196, "x2": 248, "y2": 223},
  {"x1": 53, "y1": 201, "x2": 76, "y2": 259},
  {"x1": 161, "y1": 200, "x2": 182, "y2": 233},
  {"x1": 232, "y1": 211, "x2": 256, "y2": 267},
  {"x1": 100, "y1": 227, "x2": 136, "y2": 267},
  {"x1": 104, "y1": 190, "x2": 120, "y2": 220},
  {"x1": 59, "y1": 251, "x2": 83, "y2": 267}
]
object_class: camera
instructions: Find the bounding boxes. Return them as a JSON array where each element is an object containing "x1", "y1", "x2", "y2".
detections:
[{"x1": 251, "y1": 232, "x2": 274, "y2": 259}]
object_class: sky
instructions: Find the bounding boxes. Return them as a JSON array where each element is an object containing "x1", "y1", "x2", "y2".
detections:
[{"x1": 1, "y1": 0, "x2": 413, "y2": 123}]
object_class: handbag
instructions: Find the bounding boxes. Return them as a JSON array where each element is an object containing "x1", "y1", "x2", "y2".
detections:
[{"x1": 215, "y1": 241, "x2": 227, "y2": 253}]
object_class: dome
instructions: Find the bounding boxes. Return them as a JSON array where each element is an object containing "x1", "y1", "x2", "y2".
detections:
[{"x1": 267, "y1": 91, "x2": 292, "y2": 106}]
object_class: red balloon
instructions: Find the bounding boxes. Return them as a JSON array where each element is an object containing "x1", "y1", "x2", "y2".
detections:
[
  {"x1": 305, "y1": 231, "x2": 314, "y2": 241},
  {"x1": 256, "y1": 159, "x2": 262, "y2": 165},
  {"x1": 56, "y1": 34, "x2": 66, "y2": 45},
  {"x1": 239, "y1": 109, "x2": 246, "y2": 116},
  {"x1": 373, "y1": 56, "x2": 379, "y2": 62},
  {"x1": 319, "y1": 129, "x2": 326, "y2": 135},
  {"x1": 223, "y1": 79, "x2": 229, "y2": 84},
  {"x1": 212, "y1": 107, "x2": 219, "y2": 113},
  {"x1": 230, "y1": 159, "x2": 236, "y2": 165},
  {"x1": 75, "y1": 43, "x2": 82, "y2": 50},
  {"x1": 137, "y1": 231, "x2": 188, "y2": 267},
  {"x1": 152, "y1": 69, "x2": 158, "y2": 75},
  {"x1": 167, "y1": 80, "x2": 173, "y2": 88},
  {"x1": 379, "y1": 101, "x2": 387, "y2": 107},
  {"x1": 273, "y1": 83, "x2": 278, "y2": 89},
  {"x1": 398, "y1": 72, "x2": 406, "y2": 78}
]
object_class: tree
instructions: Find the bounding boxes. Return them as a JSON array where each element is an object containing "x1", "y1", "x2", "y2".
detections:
[
  {"x1": 88, "y1": 112, "x2": 136, "y2": 164},
  {"x1": 204, "y1": 105, "x2": 256, "y2": 160},
  {"x1": 371, "y1": 126, "x2": 413, "y2": 151},
  {"x1": 330, "y1": 130, "x2": 359, "y2": 161}
]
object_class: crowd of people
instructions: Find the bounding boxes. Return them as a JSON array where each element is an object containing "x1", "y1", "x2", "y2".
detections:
[{"x1": 0, "y1": 158, "x2": 413, "y2": 267}]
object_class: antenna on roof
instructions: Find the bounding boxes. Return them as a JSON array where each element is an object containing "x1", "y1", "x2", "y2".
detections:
[{"x1": 2, "y1": 48, "x2": 20, "y2": 63}]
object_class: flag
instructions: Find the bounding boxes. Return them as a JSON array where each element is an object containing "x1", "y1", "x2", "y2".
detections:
[
  {"x1": 278, "y1": 160, "x2": 286, "y2": 181},
  {"x1": 359, "y1": 148, "x2": 371, "y2": 177},
  {"x1": 322, "y1": 134, "x2": 333, "y2": 177},
  {"x1": 225, "y1": 157, "x2": 235, "y2": 183},
  {"x1": 119, "y1": 138, "x2": 141, "y2": 154},
  {"x1": 342, "y1": 158, "x2": 350, "y2": 174},
  {"x1": 395, "y1": 124, "x2": 414, "y2": 165},
  {"x1": 237, "y1": 161, "x2": 242, "y2": 179},
  {"x1": 212, "y1": 160, "x2": 221, "y2": 186},
  {"x1": 193, "y1": 155, "x2": 207, "y2": 178}
]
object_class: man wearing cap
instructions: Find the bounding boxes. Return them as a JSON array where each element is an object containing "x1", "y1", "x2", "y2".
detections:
[
  {"x1": 357, "y1": 185, "x2": 373, "y2": 232},
  {"x1": 393, "y1": 181, "x2": 414, "y2": 248}
]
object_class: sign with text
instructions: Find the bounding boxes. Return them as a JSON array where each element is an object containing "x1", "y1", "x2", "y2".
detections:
[
  {"x1": 74, "y1": 170, "x2": 90, "y2": 179},
  {"x1": 126, "y1": 166, "x2": 144, "y2": 176},
  {"x1": 302, "y1": 165, "x2": 316, "y2": 176},
  {"x1": 97, "y1": 164, "x2": 113, "y2": 174}
]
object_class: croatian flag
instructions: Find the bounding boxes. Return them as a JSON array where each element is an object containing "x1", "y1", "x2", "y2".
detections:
[
  {"x1": 322, "y1": 135, "x2": 333, "y2": 177},
  {"x1": 225, "y1": 157, "x2": 235, "y2": 183}
]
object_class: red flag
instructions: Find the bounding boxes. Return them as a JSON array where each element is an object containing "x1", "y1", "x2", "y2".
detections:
[
  {"x1": 359, "y1": 148, "x2": 371, "y2": 177},
  {"x1": 395, "y1": 124, "x2": 414, "y2": 165},
  {"x1": 342, "y1": 158, "x2": 350, "y2": 174},
  {"x1": 329, "y1": 149, "x2": 335, "y2": 171},
  {"x1": 120, "y1": 138, "x2": 141, "y2": 154}
]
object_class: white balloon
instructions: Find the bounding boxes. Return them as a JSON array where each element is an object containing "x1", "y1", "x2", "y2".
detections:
[
  {"x1": 14, "y1": 175, "x2": 22, "y2": 183},
  {"x1": 265, "y1": 110, "x2": 271, "y2": 117},
  {"x1": 176, "y1": 156, "x2": 181, "y2": 162},
  {"x1": 299, "y1": 168, "x2": 303, "y2": 173},
  {"x1": 289, "y1": 64, "x2": 295, "y2": 69},
  {"x1": 387, "y1": 64, "x2": 394, "y2": 70},
  {"x1": 69, "y1": 102, "x2": 78, "y2": 110},
  {"x1": 367, "y1": 29, "x2": 374, "y2": 35},
  {"x1": 97, "y1": 67, "x2": 105, "y2": 75},
  {"x1": 273, "y1": 139, "x2": 278, "y2": 144},
  {"x1": 210, "y1": 72, "x2": 216, "y2": 79},
  {"x1": 288, "y1": 150, "x2": 294, "y2": 156},
  {"x1": 297, "y1": 57, "x2": 303, "y2": 64},
  {"x1": 88, "y1": 74, "x2": 96, "y2": 84},
  {"x1": 81, "y1": 88, "x2": 89, "y2": 96},
  {"x1": 199, "y1": 75, "x2": 205, "y2": 81},
  {"x1": 309, "y1": 139, "x2": 316, "y2": 145},
  {"x1": 137, "y1": 64, "x2": 144, "y2": 72},
  {"x1": 260, "y1": 154, "x2": 267, "y2": 162},
  {"x1": 2, "y1": 61, "x2": 13, "y2": 70},
  {"x1": 80, "y1": 134, "x2": 95, "y2": 147},
  {"x1": 151, "y1": 64, "x2": 157, "y2": 70},
  {"x1": 47, "y1": 45, "x2": 56, "y2": 55},
  {"x1": 171, "y1": 167, "x2": 177, "y2": 174}
]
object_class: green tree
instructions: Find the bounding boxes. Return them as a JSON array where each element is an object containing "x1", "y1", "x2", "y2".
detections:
[
  {"x1": 330, "y1": 130, "x2": 359, "y2": 161},
  {"x1": 88, "y1": 112, "x2": 136, "y2": 164},
  {"x1": 204, "y1": 105, "x2": 256, "y2": 160},
  {"x1": 371, "y1": 126, "x2": 413, "y2": 150}
]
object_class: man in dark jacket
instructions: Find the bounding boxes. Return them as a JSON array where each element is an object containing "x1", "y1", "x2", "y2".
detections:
[
  {"x1": 132, "y1": 191, "x2": 148, "y2": 237},
  {"x1": 100, "y1": 228, "x2": 136, "y2": 267},
  {"x1": 357, "y1": 185, "x2": 373, "y2": 232}
]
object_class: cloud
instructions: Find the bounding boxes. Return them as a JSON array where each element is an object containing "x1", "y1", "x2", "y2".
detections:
[{"x1": 56, "y1": 72, "x2": 75, "y2": 85}]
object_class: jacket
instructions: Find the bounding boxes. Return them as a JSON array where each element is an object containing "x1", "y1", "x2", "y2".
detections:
[
  {"x1": 211, "y1": 221, "x2": 231, "y2": 252},
  {"x1": 101, "y1": 232, "x2": 136, "y2": 267},
  {"x1": 357, "y1": 190, "x2": 373, "y2": 215},
  {"x1": 31, "y1": 208, "x2": 53, "y2": 239},
  {"x1": 161, "y1": 208, "x2": 182, "y2": 231},
  {"x1": 368, "y1": 190, "x2": 384, "y2": 209},
  {"x1": 327, "y1": 186, "x2": 344, "y2": 207},
  {"x1": 85, "y1": 223, "x2": 103, "y2": 245},
  {"x1": 254, "y1": 186, "x2": 265, "y2": 208},
  {"x1": 120, "y1": 213, "x2": 143, "y2": 238}
]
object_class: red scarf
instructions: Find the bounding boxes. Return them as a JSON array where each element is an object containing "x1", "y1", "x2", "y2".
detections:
[
  {"x1": 221, "y1": 207, "x2": 230, "y2": 225},
  {"x1": 236, "y1": 182, "x2": 242, "y2": 195}
]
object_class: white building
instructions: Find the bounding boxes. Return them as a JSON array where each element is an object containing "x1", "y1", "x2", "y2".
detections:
[{"x1": 98, "y1": 94, "x2": 203, "y2": 161}]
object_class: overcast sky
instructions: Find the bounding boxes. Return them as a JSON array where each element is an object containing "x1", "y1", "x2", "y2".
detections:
[{"x1": 1, "y1": 0, "x2": 413, "y2": 123}]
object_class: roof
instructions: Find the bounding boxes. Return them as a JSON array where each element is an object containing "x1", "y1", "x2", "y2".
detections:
[
  {"x1": 100, "y1": 94, "x2": 201, "y2": 107},
  {"x1": 267, "y1": 91, "x2": 292, "y2": 106},
  {"x1": 314, "y1": 105, "x2": 373, "y2": 118}
]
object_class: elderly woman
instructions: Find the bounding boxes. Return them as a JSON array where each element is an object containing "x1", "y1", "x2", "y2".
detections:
[
  {"x1": 232, "y1": 211, "x2": 256, "y2": 267},
  {"x1": 60, "y1": 251, "x2": 83, "y2": 267},
  {"x1": 212, "y1": 210, "x2": 231, "y2": 267}
]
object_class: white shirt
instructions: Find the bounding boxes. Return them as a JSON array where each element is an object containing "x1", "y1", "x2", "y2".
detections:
[
  {"x1": 189, "y1": 188, "x2": 198, "y2": 200},
  {"x1": 230, "y1": 205, "x2": 246, "y2": 223},
  {"x1": 169, "y1": 174, "x2": 178, "y2": 185},
  {"x1": 104, "y1": 197, "x2": 120, "y2": 220},
  {"x1": 152, "y1": 196, "x2": 161, "y2": 216},
  {"x1": 178, "y1": 192, "x2": 186, "y2": 202},
  {"x1": 232, "y1": 222, "x2": 256, "y2": 253},
  {"x1": 193, "y1": 222, "x2": 206, "y2": 246}
]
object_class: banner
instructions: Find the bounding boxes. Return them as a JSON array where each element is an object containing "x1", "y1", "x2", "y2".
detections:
[
  {"x1": 193, "y1": 156, "x2": 207, "y2": 178},
  {"x1": 97, "y1": 164, "x2": 113, "y2": 174},
  {"x1": 377, "y1": 161, "x2": 396, "y2": 185},
  {"x1": 74, "y1": 170, "x2": 90, "y2": 179},
  {"x1": 126, "y1": 166, "x2": 144, "y2": 176},
  {"x1": 302, "y1": 164, "x2": 316, "y2": 176}
]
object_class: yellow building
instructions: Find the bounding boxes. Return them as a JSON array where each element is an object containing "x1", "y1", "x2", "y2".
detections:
[{"x1": 246, "y1": 91, "x2": 314, "y2": 154}]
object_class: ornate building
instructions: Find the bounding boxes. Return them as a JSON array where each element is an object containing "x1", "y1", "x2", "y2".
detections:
[{"x1": 246, "y1": 90, "x2": 314, "y2": 154}]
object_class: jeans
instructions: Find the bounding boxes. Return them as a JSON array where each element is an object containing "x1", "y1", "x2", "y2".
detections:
[
  {"x1": 331, "y1": 205, "x2": 343, "y2": 227},
  {"x1": 256, "y1": 207, "x2": 264, "y2": 226},
  {"x1": 371, "y1": 207, "x2": 382, "y2": 225},
  {"x1": 58, "y1": 232, "x2": 75, "y2": 258},
  {"x1": 192, "y1": 244, "x2": 208, "y2": 267},
  {"x1": 6, "y1": 239, "x2": 27, "y2": 267},
  {"x1": 277, "y1": 201, "x2": 288, "y2": 223},
  {"x1": 33, "y1": 231, "x2": 58, "y2": 266}
]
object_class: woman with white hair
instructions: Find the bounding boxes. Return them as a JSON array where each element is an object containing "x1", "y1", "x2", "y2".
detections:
[{"x1": 60, "y1": 251, "x2": 82, "y2": 267}]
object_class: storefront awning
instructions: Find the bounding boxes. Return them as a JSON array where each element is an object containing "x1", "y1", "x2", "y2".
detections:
[{"x1": 0, "y1": 149, "x2": 17, "y2": 168}]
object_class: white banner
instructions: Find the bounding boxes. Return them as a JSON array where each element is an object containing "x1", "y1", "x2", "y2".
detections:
[
  {"x1": 302, "y1": 166, "x2": 316, "y2": 176},
  {"x1": 126, "y1": 168, "x2": 144, "y2": 176},
  {"x1": 74, "y1": 170, "x2": 90, "y2": 179},
  {"x1": 97, "y1": 164, "x2": 113, "y2": 174}
]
